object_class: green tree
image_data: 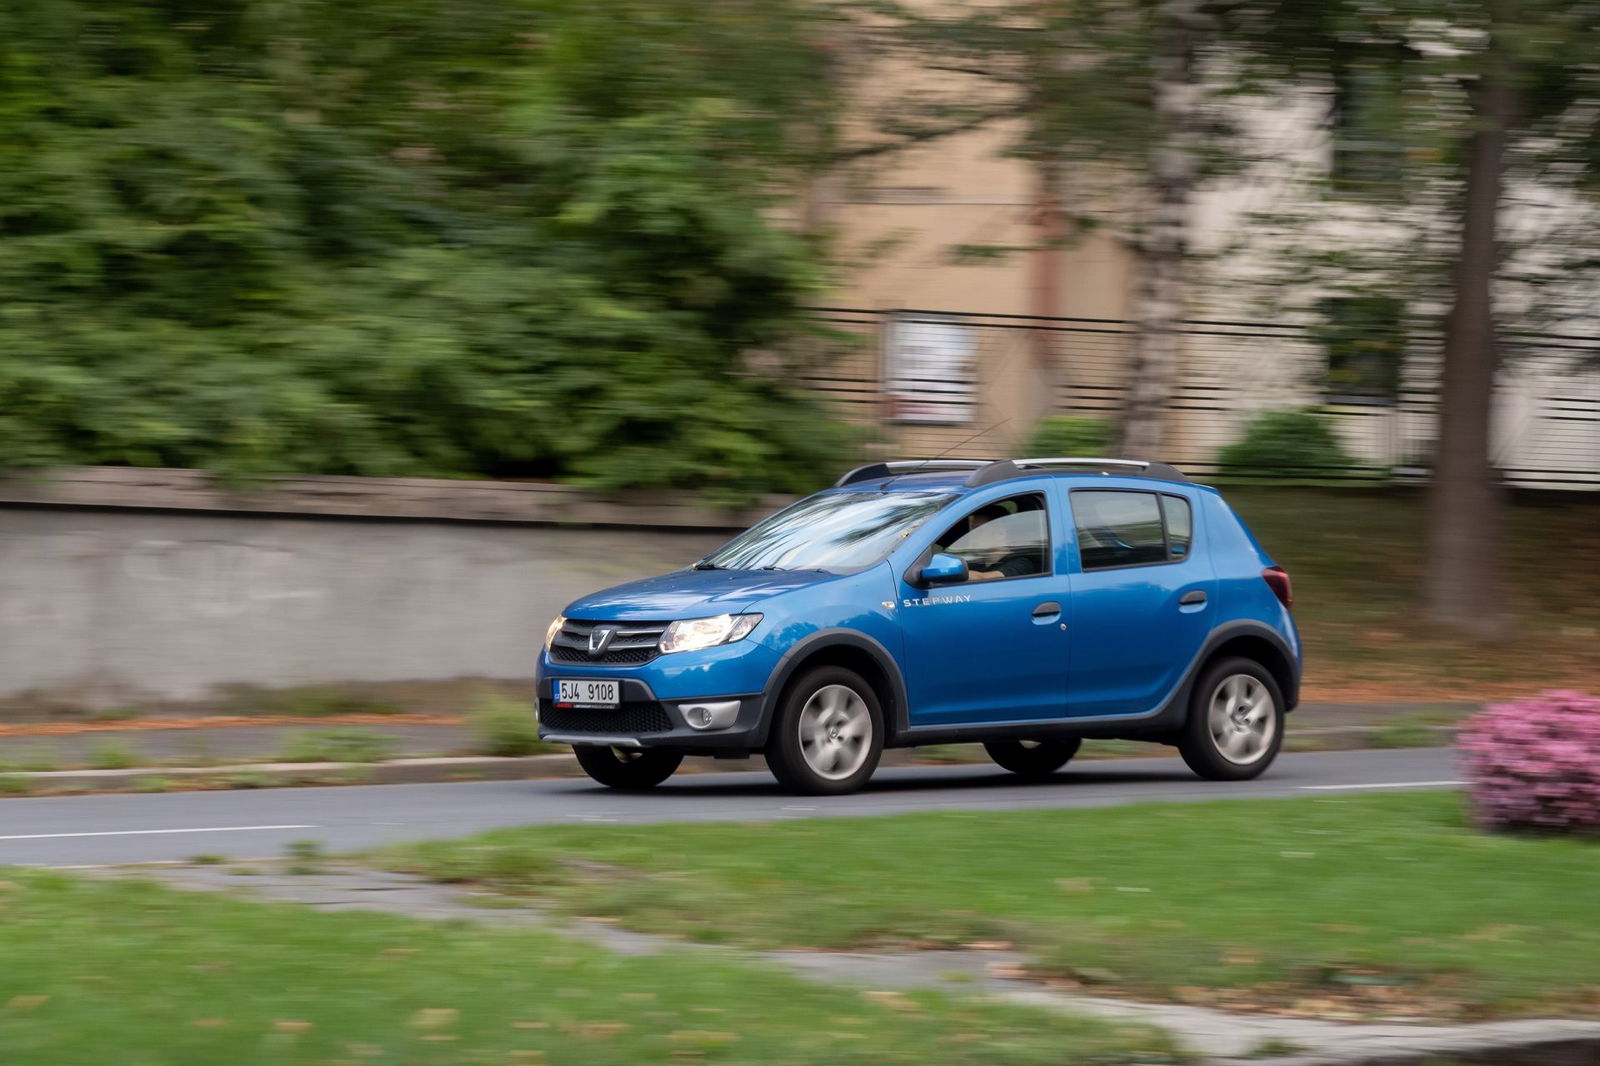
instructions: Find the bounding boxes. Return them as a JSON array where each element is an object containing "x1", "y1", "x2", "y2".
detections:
[
  {"x1": 0, "y1": 0, "x2": 852, "y2": 501},
  {"x1": 1223, "y1": 0, "x2": 1600, "y2": 639}
]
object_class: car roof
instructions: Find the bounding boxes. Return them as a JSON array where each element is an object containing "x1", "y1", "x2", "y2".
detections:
[{"x1": 831, "y1": 458, "x2": 1199, "y2": 495}]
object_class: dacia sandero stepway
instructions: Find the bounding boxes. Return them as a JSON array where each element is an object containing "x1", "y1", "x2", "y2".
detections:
[{"x1": 538, "y1": 457, "x2": 1301, "y2": 795}]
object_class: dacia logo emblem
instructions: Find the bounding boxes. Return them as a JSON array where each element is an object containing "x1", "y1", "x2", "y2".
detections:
[{"x1": 587, "y1": 625, "x2": 617, "y2": 657}]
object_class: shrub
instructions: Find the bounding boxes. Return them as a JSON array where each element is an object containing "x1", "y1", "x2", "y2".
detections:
[
  {"x1": 1458, "y1": 691, "x2": 1600, "y2": 835},
  {"x1": 1215, "y1": 409, "x2": 1356, "y2": 479},
  {"x1": 470, "y1": 697, "x2": 551, "y2": 757},
  {"x1": 276, "y1": 729, "x2": 398, "y2": 764},
  {"x1": 1023, "y1": 416, "x2": 1113, "y2": 458}
]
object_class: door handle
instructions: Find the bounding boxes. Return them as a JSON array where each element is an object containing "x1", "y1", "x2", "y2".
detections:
[
  {"x1": 1032, "y1": 601, "x2": 1062, "y2": 618},
  {"x1": 1179, "y1": 590, "x2": 1208, "y2": 606}
]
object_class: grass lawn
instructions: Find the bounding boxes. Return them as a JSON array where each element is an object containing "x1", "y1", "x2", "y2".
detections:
[
  {"x1": 0, "y1": 871, "x2": 1175, "y2": 1066},
  {"x1": 1223, "y1": 487, "x2": 1600, "y2": 701},
  {"x1": 379, "y1": 793, "x2": 1600, "y2": 1021}
]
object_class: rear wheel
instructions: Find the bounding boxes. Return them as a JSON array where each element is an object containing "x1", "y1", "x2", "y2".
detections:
[
  {"x1": 1178, "y1": 657, "x2": 1284, "y2": 781},
  {"x1": 572, "y1": 745, "x2": 683, "y2": 790},
  {"x1": 983, "y1": 738, "x2": 1081, "y2": 778},
  {"x1": 766, "y1": 666, "x2": 884, "y2": 795}
]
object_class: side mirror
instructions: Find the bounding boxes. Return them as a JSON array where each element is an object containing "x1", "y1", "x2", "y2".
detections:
[{"x1": 919, "y1": 552, "x2": 969, "y2": 586}]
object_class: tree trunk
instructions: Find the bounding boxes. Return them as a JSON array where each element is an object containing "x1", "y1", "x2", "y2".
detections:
[
  {"x1": 1027, "y1": 157, "x2": 1067, "y2": 426},
  {"x1": 1121, "y1": 0, "x2": 1203, "y2": 457},
  {"x1": 1426, "y1": 37, "x2": 1514, "y2": 641}
]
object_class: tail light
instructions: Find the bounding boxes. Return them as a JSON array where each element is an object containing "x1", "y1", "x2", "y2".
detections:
[{"x1": 1262, "y1": 566, "x2": 1293, "y2": 609}]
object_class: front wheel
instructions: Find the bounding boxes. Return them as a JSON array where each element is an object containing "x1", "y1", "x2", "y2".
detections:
[
  {"x1": 572, "y1": 745, "x2": 683, "y2": 790},
  {"x1": 766, "y1": 666, "x2": 884, "y2": 795},
  {"x1": 1178, "y1": 657, "x2": 1284, "y2": 781},
  {"x1": 983, "y1": 738, "x2": 1081, "y2": 778}
]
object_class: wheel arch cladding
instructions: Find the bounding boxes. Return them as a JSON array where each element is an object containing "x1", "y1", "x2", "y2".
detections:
[
  {"x1": 1201, "y1": 633, "x2": 1298, "y2": 711},
  {"x1": 768, "y1": 632, "x2": 907, "y2": 742}
]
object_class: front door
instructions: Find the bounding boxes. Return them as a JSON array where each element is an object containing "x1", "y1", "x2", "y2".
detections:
[
  {"x1": 1063, "y1": 487, "x2": 1215, "y2": 718},
  {"x1": 897, "y1": 492, "x2": 1071, "y2": 726}
]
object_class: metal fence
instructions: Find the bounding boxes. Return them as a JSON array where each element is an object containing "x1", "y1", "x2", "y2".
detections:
[{"x1": 801, "y1": 307, "x2": 1600, "y2": 490}]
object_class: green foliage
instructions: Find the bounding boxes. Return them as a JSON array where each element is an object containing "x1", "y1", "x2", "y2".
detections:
[
  {"x1": 1216, "y1": 409, "x2": 1356, "y2": 479},
  {"x1": 1368, "y1": 717, "x2": 1442, "y2": 750},
  {"x1": 0, "y1": 0, "x2": 851, "y2": 499},
  {"x1": 284, "y1": 838, "x2": 327, "y2": 875},
  {"x1": 0, "y1": 775, "x2": 34, "y2": 796},
  {"x1": 470, "y1": 697, "x2": 551, "y2": 757},
  {"x1": 1022, "y1": 416, "x2": 1112, "y2": 458},
  {"x1": 220, "y1": 685, "x2": 403, "y2": 718},
  {"x1": 86, "y1": 739, "x2": 140, "y2": 770},
  {"x1": 276, "y1": 729, "x2": 398, "y2": 765}
]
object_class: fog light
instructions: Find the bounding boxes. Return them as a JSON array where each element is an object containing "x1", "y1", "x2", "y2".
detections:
[{"x1": 679, "y1": 700, "x2": 740, "y2": 731}]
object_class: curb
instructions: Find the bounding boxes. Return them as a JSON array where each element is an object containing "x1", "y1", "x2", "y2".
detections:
[{"x1": 1, "y1": 725, "x2": 1462, "y2": 796}]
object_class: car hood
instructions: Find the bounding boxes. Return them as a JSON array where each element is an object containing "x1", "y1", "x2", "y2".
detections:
[{"x1": 564, "y1": 568, "x2": 839, "y2": 621}]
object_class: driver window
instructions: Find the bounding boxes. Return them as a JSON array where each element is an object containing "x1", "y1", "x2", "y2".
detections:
[{"x1": 933, "y1": 494, "x2": 1050, "y2": 582}]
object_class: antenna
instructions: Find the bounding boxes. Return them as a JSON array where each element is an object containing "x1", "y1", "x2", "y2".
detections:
[{"x1": 925, "y1": 416, "x2": 1012, "y2": 463}]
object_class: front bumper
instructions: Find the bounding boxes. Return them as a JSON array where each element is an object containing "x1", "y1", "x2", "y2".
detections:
[
  {"x1": 536, "y1": 676, "x2": 768, "y2": 751},
  {"x1": 536, "y1": 635, "x2": 779, "y2": 750}
]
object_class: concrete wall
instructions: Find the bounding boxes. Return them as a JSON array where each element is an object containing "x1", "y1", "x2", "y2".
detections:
[{"x1": 0, "y1": 469, "x2": 758, "y2": 708}]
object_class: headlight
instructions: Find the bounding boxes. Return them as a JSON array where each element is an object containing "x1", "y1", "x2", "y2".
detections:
[
  {"x1": 544, "y1": 615, "x2": 566, "y2": 651},
  {"x1": 659, "y1": 613, "x2": 762, "y2": 654}
]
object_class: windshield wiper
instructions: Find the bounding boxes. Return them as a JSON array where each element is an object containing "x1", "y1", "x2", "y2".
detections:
[
  {"x1": 761, "y1": 565, "x2": 833, "y2": 574},
  {"x1": 691, "y1": 559, "x2": 725, "y2": 570}
]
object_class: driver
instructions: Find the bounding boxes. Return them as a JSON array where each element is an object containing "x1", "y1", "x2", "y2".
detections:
[{"x1": 957, "y1": 504, "x2": 1041, "y2": 582}]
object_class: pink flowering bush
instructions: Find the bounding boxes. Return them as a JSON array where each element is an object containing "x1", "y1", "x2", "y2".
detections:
[{"x1": 1458, "y1": 691, "x2": 1600, "y2": 835}]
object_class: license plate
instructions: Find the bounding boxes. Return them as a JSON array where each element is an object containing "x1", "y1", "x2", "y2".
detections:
[{"x1": 554, "y1": 679, "x2": 620, "y2": 708}]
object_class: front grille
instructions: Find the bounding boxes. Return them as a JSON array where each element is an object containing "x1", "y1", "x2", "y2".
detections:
[
  {"x1": 540, "y1": 701, "x2": 674, "y2": 735},
  {"x1": 549, "y1": 618, "x2": 667, "y2": 666}
]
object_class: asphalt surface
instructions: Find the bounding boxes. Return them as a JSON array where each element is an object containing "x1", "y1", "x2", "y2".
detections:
[{"x1": 1, "y1": 747, "x2": 1462, "y2": 868}]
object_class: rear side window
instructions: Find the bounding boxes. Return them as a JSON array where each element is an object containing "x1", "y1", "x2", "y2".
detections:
[
  {"x1": 1163, "y1": 495, "x2": 1192, "y2": 558},
  {"x1": 1072, "y1": 490, "x2": 1193, "y2": 570}
]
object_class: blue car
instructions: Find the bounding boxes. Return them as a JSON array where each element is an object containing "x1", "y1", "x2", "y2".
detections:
[{"x1": 538, "y1": 457, "x2": 1300, "y2": 795}]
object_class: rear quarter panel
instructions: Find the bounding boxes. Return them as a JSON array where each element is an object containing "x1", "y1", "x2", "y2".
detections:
[{"x1": 1204, "y1": 491, "x2": 1302, "y2": 667}]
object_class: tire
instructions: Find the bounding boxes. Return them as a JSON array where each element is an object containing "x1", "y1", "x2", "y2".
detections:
[
  {"x1": 983, "y1": 738, "x2": 1081, "y2": 778},
  {"x1": 1178, "y1": 656, "x2": 1285, "y2": 781},
  {"x1": 572, "y1": 745, "x2": 683, "y2": 790},
  {"x1": 765, "y1": 665, "x2": 884, "y2": 795}
]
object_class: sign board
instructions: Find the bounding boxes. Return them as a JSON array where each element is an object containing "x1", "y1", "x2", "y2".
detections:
[{"x1": 885, "y1": 314, "x2": 977, "y2": 424}]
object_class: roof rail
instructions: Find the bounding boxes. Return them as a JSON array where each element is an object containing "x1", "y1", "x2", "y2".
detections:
[
  {"x1": 966, "y1": 457, "x2": 1190, "y2": 487},
  {"x1": 833, "y1": 459, "x2": 995, "y2": 488}
]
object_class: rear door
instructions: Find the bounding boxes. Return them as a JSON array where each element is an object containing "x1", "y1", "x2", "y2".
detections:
[
  {"x1": 1063, "y1": 486, "x2": 1215, "y2": 718},
  {"x1": 895, "y1": 491, "x2": 1071, "y2": 726}
]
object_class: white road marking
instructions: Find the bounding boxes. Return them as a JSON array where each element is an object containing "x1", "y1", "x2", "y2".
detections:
[
  {"x1": 0, "y1": 824, "x2": 317, "y2": 842},
  {"x1": 1301, "y1": 780, "x2": 1463, "y2": 792}
]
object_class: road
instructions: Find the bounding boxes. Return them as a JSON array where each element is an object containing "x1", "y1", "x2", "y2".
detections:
[{"x1": 0, "y1": 747, "x2": 1462, "y2": 868}]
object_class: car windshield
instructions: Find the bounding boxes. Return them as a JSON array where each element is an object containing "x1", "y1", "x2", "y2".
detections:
[{"x1": 700, "y1": 491, "x2": 956, "y2": 573}]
